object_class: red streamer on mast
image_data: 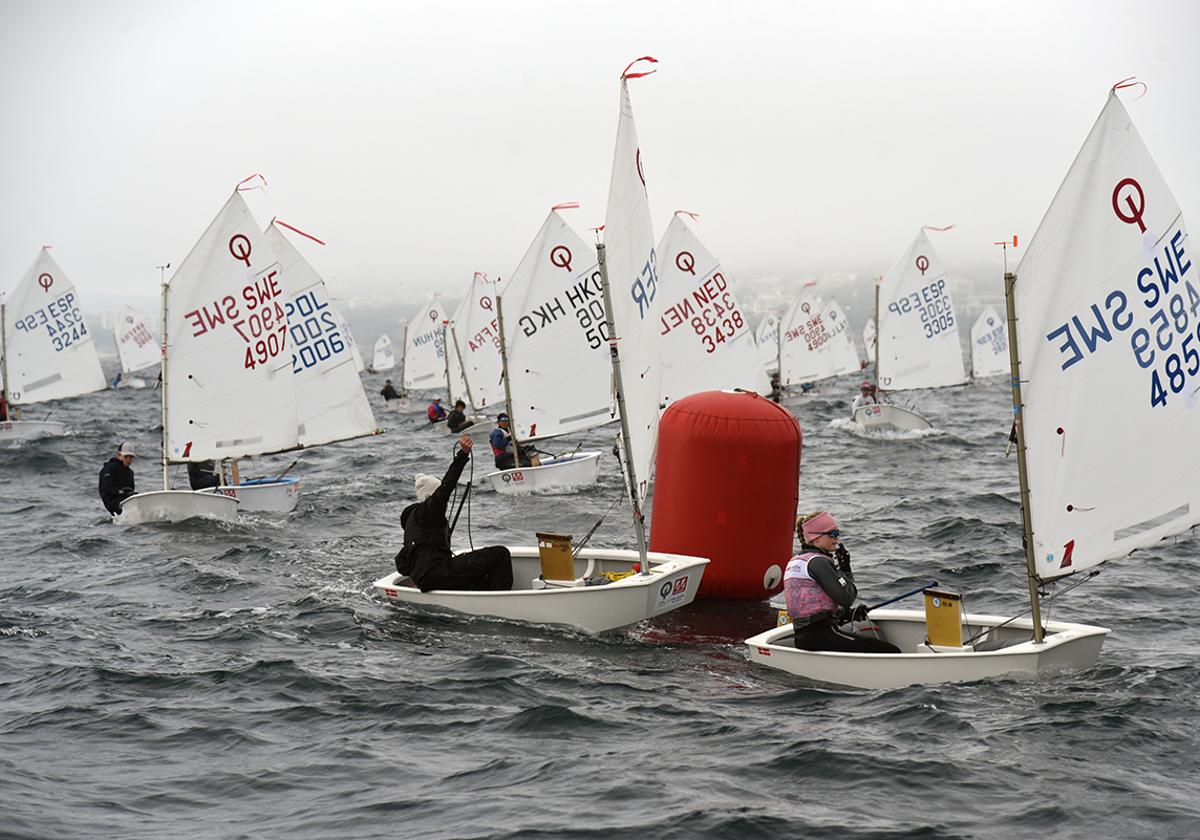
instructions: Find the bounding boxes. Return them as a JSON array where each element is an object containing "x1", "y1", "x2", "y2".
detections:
[
  {"x1": 922, "y1": 224, "x2": 956, "y2": 232},
  {"x1": 551, "y1": 202, "x2": 580, "y2": 211},
  {"x1": 621, "y1": 56, "x2": 658, "y2": 79},
  {"x1": 1111, "y1": 77, "x2": 1148, "y2": 99},
  {"x1": 675, "y1": 210, "x2": 701, "y2": 221},
  {"x1": 236, "y1": 173, "x2": 268, "y2": 191},
  {"x1": 273, "y1": 218, "x2": 326, "y2": 246}
]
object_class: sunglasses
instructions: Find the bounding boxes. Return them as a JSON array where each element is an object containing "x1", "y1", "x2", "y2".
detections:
[{"x1": 816, "y1": 529, "x2": 841, "y2": 538}]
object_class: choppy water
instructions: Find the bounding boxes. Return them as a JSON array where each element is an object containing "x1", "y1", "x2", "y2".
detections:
[{"x1": 2, "y1": 369, "x2": 1198, "y2": 839}]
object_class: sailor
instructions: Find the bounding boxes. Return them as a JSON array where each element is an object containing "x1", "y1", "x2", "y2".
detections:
[
  {"x1": 111, "y1": 371, "x2": 123, "y2": 388},
  {"x1": 851, "y1": 381, "x2": 878, "y2": 411},
  {"x1": 380, "y1": 379, "x2": 401, "y2": 401},
  {"x1": 394, "y1": 434, "x2": 513, "y2": 592},
  {"x1": 445, "y1": 399, "x2": 473, "y2": 433},
  {"x1": 188, "y1": 459, "x2": 221, "y2": 490},
  {"x1": 98, "y1": 441, "x2": 137, "y2": 516},
  {"x1": 784, "y1": 511, "x2": 900, "y2": 654},
  {"x1": 489, "y1": 413, "x2": 539, "y2": 470},
  {"x1": 427, "y1": 397, "x2": 446, "y2": 423},
  {"x1": 768, "y1": 372, "x2": 781, "y2": 403},
  {"x1": 0, "y1": 392, "x2": 8, "y2": 421}
]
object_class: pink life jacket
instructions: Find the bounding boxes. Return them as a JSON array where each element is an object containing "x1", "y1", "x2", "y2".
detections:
[{"x1": 783, "y1": 551, "x2": 837, "y2": 623}]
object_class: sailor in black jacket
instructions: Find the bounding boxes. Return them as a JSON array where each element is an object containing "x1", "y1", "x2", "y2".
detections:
[
  {"x1": 395, "y1": 435, "x2": 513, "y2": 592},
  {"x1": 98, "y1": 442, "x2": 137, "y2": 515}
]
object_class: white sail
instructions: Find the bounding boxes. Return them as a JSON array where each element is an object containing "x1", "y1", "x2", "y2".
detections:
[
  {"x1": 402, "y1": 295, "x2": 448, "y2": 393},
  {"x1": 603, "y1": 75, "x2": 662, "y2": 493},
  {"x1": 863, "y1": 317, "x2": 877, "y2": 360},
  {"x1": 756, "y1": 311, "x2": 780, "y2": 374},
  {"x1": 2, "y1": 248, "x2": 106, "y2": 404},
  {"x1": 266, "y1": 222, "x2": 377, "y2": 447},
  {"x1": 339, "y1": 312, "x2": 365, "y2": 373},
  {"x1": 164, "y1": 189, "x2": 298, "y2": 461},
  {"x1": 657, "y1": 214, "x2": 768, "y2": 405},
  {"x1": 499, "y1": 210, "x2": 614, "y2": 441},
  {"x1": 778, "y1": 293, "x2": 831, "y2": 386},
  {"x1": 447, "y1": 273, "x2": 503, "y2": 410},
  {"x1": 1014, "y1": 91, "x2": 1200, "y2": 580},
  {"x1": 372, "y1": 334, "x2": 395, "y2": 372},
  {"x1": 877, "y1": 230, "x2": 967, "y2": 391},
  {"x1": 115, "y1": 305, "x2": 160, "y2": 375},
  {"x1": 822, "y1": 297, "x2": 862, "y2": 378},
  {"x1": 970, "y1": 305, "x2": 1008, "y2": 379}
]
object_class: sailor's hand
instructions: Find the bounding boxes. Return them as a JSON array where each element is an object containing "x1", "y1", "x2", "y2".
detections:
[
  {"x1": 834, "y1": 544, "x2": 852, "y2": 573},
  {"x1": 850, "y1": 604, "x2": 869, "y2": 623},
  {"x1": 459, "y1": 434, "x2": 474, "y2": 453}
]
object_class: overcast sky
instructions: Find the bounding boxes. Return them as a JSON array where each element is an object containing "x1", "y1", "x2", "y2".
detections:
[{"x1": 2, "y1": 0, "x2": 1197, "y2": 306}]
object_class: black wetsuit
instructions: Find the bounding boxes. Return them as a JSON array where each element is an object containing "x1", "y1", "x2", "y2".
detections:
[
  {"x1": 446, "y1": 409, "x2": 472, "y2": 433},
  {"x1": 188, "y1": 460, "x2": 221, "y2": 490},
  {"x1": 98, "y1": 457, "x2": 135, "y2": 515},
  {"x1": 792, "y1": 545, "x2": 900, "y2": 654},
  {"x1": 381, "y1": 384, "x2": 401, "y2": 400},
  {"x1": 394, "y1": 450, "x2": 512, "y2": 592}
]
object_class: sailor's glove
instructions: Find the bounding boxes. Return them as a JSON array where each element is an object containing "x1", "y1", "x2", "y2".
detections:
[
  {"x1": 118, "y1": 487, "x2": 135, "y2": 499},
  {"x1": 834, "y1": 544, "x2": 852, "y2": 574},
  {"x1": 850, "y1": 604, "x2": 870, "y2": 623}
]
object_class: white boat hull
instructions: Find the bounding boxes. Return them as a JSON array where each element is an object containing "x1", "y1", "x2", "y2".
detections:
[
  {"x1": 852, "y1": 403, "x2": 932, "y2": 431},
  {"x1": 385, "y1": 397, "x2": 411, "y2": 412},
  {"x1": 745, "y1": 609, "x2": 1109, "y2": 689},
  {"x1": 116, "y1": 377, "x2": 149, "y2": 389},
  {"x1": 486, "y1": 452, "x2": 602, "y2": 495},
  {"x1": 207, "y1": 477, "x2": 301, "y2": 513},
  {"x1": 447, "y1": 418, "x2": 492, "y2": 445},
  {"x1": 116, "y1": 489, "x2": 240, "y2": 524},
  {"x1": 374, "y1": 547, "x2": 709, "y2": 633},
  {"x1": 0, "y1": 420, "x2": 68, "y2": 441}
]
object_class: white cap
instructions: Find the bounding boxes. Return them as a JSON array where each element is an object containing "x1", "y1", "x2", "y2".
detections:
[
  {"x1": 414, "y1": 474, "x2": 440, "y2": 501},
  {"x1": 118, "y1": 441, "x2": 136, "y2": 457}
]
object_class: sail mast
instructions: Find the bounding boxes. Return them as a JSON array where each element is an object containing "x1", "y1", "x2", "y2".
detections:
[
  {"x1": 597, "y1": 241, "x2": 649, "y2": 569},
  {"x1": 775, "y1": 312, "x2": 783, "y2": 395},
  {"x1": 441, "y1": 322, "x2": 454, "y2": 403},
  {"x1": 1004, "y1": 270, "x2": 1044, "y2": 643},
  {"x1": 159, "y1": 278, "x2": 170, "y2": 491},
  {"x1": 448, "y1": 323, "x2": 477, "y2": 411},
  {"x1": 0, "y1": 299, "x2": 10, "y2": 416},
  {"x1": 494, "y1": 295, "x2": 525, "y2": 466},
  {"x1": 873, "y1": 278, "x2": 881, "y2": 393}
]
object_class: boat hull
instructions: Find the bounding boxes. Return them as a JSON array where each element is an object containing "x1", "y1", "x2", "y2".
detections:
[
  {"x1": 116, "y1": 489, "x2": 240, "y2": 524},
  {"x1": 116, "y1": 377, "x2": 149, "y2": 389},
  {"x1": 0, "y1": 420, "x2": 68, "y2": 442},
  {"x1": 207, "y1": 477, "x2": 301, "y2": 513},
  {"x1": 384, "y1": 397, "x2": 411, "y2": 412},
  {"x1": 374, "y1": 547, "x2": 709, "y2": 633},
  {"x1": 745, "y1": 609, "x2": 1110, "y2": 689},
  {"x1": 852, "y1": 404, "x2": 932, "y2": 431},
  {"x1": 486, "y1": 452, "x2": 602, "y2": 495}
]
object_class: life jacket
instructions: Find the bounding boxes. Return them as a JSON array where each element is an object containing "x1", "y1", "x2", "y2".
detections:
[
  {"x1": 783, "y1": 551, "x2": 837, "y2": 625},
  {"x1": 427, "y1": 403, "x2": 444, "y2": 421},
  {"x1": 490, "y1": 427, "x2": 510, "y2": 458}
]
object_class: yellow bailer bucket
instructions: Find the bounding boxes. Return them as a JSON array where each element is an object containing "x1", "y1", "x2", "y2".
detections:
[
  {"x1": 536, "y1": 532, "x2": 575, "y2": 581},
  {"x1": 923, "y1": 588, "x2": 964, "y2": 647}
]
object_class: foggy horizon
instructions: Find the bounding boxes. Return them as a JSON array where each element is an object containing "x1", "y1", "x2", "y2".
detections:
[{"x1": 3, "y1": 0, "x2": 1197, "y2": 308}]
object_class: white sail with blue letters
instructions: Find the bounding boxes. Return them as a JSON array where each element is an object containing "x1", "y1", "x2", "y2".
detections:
[
  {"x1": 402, "y1": 295, "x2": 447, "y2": 393},
  {"x1": 603, "y1": 73, "x2": 663, "y2": 492},
  {"x1": 164, "y1": 189, "x2": 299, "y2": 461},
  {"x1": 372, "y1": 334, "x2": 394, "y2": 372},
  {"x1": 970, "y1": 305, "x2": 1008, "y2": 379},
  {"x1": 2, "y1": 248, "x2": 105, "y2": 405},
  {"x1": 498, "y1": 209, "x2": 614, "y2": 441},
  {"x1": 266, "y1": 222, "x2": 376, "y2": 447},
  {"x1": 1014, "y1": 89, "x2": 1200, "y2": 580},
  {"x1": 822, "y1": 297, "x2": 862, "y2": 378},
  {"x1": 657, "y1": 213, "x2": 768, "y2": 406},
  {"x1": 877, "y1": 230, "x2": 967, "y2": 391}
]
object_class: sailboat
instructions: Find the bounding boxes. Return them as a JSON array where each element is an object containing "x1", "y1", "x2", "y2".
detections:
[
  {"x1": 777, "y1": 293, "x2": 861, "y2": 393},
  {"x1": 970, "y1": 305, "x2": 1009, "y2": 379},
  {"x1": 486, "y1": 206, "x2": 609, "y2": 494},
  {"x1": 370, "y1": 334, "x2": 395, "y2": 373},
  {"x1": 1, "y1": 248, "x2": 106, "y2": 442},
  {"x1": 373, "y1": 59, "x2": 708, "y2": 631},
  {"x1": 656, "y1": 212, "x2": 769, "y2": 406},
  {"x1": 402, "y1": 294, "x2": 450, "y2": 404},
  {"x1": 756, "y1": 311, "x2": 780, "y2": 375},
  {"x1": 747, "y1": 84, "x2": 1188, "y2": 688},
  {"x1": 113, "y1": 305, "x2": 159, "y2": 389},
  {"x1": 441, "y1": 271, "x2": 501, "y2": 442},
  {"x1": 855, "y1": 231, "x2": 967, "y2": 431}
]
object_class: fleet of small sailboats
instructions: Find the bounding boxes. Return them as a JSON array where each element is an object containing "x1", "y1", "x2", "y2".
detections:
[{"x1": 6, "y1": 70, "x2": 1190, "y2": 688}]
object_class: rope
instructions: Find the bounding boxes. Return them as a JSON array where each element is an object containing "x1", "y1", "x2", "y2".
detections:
[
  {"x1": 962, "y1": 569, "x2": 1102, "y2": 646},
  {"x1": 573, "y1": 493, "x2": 625, "y2": 559}
]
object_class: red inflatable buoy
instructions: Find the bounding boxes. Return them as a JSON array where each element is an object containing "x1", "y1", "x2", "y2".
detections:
[{"x1": 649, "y1": 390, "x2": 801, "y2": 599}]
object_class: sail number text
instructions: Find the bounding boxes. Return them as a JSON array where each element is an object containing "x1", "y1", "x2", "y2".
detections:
[
  {"x1": 660, "y1": 272, "x2": 746, "y2": 353},
  {"x1": 284, "y1": 289, "x2": 347, "y2": 374},
  {"x1": 887, "y1": 277, "x2": 955, "y2": 338},
  {"x1": 181, "y1": 269, "x2": 289, "y2": 371},
  {"x1": 13, "y1": 291, "x2": 89, "y2": 352},
  {"x1": 1043, "y1": 228, "x2": 1194, "y2": 409}
]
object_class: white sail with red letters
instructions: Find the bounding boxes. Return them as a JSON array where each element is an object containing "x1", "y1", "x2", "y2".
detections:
[
  {"x1": 115, "y1": 305, "x2": 160, "y2": 376},
  {"x1": 656, "y1": 213, "x2": 768, "y2": 406}
]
